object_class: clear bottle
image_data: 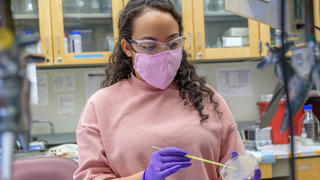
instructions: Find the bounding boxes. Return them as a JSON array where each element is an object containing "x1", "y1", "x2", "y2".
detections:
[
  {"x1": 302, "y1": 104, "x2": 319, "y2": 144},
  {"x1": 36, "y1": 38, "x2": 41, "y2": 54},
  {"x1": 274, "y1": 29, "x2": 282, "y2": 46},
  {"x1": 64, "y1": 33, "x2": 68, "y2": 53},
  {"x1": 24, "y1": 30, "x2": 37, "y2": 54}
]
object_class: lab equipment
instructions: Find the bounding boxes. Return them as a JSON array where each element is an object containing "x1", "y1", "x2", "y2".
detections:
[
  {"x1": 47, "y1": 144, "x2": 79, "y2": 157},
  {"x1": 257, "y1": 100, "x2": 304, "y2": 144},
  {"x1": 255, "y1": 127, "x2": 272, "y2": 147},
  {"x1": 0, "y1": 1, "x2": 44, "y2": 179},
  {"x1": 226, "y1": 1, "x2": 318, "y2": 180},
  {"x1": 69, "y1": 30, "x2": 82, "y2": 53},
  {"x1": 144, "y1": 147, "x2": 191, "y2": 180},
  {"x1": 225, "y1": 0, "x2": 305, "y2": 34},
  {"x1": 220, "y1": 151, "x2": 258, "y2": 180},
  {"x1": 29, "y1": 140, "x2": 46, "y2": 151},
  {"x1": 302, "y1": 104, "x2": 319, "y2": 143}
]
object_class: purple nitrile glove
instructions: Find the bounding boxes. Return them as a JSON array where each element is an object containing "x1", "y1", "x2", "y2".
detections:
[
  {"x1": 142, "y1": 147, "x2": 192, "y2": 180},
  {"x1": 230, "y1": 150, "x2": 261, "y2": 180}
]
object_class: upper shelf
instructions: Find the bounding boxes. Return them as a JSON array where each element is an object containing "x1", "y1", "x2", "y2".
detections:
[
  {"x1": 63, "y1": 13, "x2": 112, "y2": 19},
  {"x1": 13, "y1": 14, "x2": 39, "y2": 20},
  {"x1": 12, "y1": 13, "x2": 113, "y2": 20},
  {"x1": 204, "y1": 10, "x2": 245, "y2": 22}
]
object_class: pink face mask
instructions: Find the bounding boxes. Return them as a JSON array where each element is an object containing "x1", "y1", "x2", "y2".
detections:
[{"x1": 133, "y1": 47, "x2": 182, "y2": 89}]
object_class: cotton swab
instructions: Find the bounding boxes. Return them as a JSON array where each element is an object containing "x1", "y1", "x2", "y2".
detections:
[{"x1": 152, "y1": 146, "x2": 237, "y2": 170}]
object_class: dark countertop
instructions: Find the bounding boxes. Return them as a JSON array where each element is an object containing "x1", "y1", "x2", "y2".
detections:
[{"x1": 32, "y1": 132, "x2": 76, "y2": 147}]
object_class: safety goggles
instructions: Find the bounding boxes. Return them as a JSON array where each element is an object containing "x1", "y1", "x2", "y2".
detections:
[{"x1": 129, "y1": 36, "x2": 186, "y2": 55}]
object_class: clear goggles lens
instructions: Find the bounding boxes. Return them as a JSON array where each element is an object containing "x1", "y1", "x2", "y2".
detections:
[{"x1": 133, "y1": 36, "x2": 185, "y2": 54}]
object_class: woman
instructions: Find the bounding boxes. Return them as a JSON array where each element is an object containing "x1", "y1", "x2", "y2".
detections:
[{"x1": 73, "y1": 0, "x2": 261, "y2": 179}]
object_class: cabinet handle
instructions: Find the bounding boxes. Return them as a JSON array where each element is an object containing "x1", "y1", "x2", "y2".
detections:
[
  {"x1": 188, "y1": 32, "x2": 192, "y2": 49},
  {"x1": 45, "y1": 35, "x2": 49, "y2": 54},
  {"x1": 57, "y1": 35, "x2": 60, "y2": 54},
  {"x1": 259, "y1": 40, "x2": 262, "y2": 53},
  {"x1": 198, "y1": 31, "x2": 202, "y2": 49}
]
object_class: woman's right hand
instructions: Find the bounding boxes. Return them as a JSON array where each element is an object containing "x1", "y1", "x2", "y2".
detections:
[{"x1": 142, "y1": 147, "x2": 192, "y2": 180}]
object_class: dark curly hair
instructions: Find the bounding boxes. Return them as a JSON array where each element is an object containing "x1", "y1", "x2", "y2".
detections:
[{"x1": 103, "y1": 0, "x2": 221, "y2": 122}]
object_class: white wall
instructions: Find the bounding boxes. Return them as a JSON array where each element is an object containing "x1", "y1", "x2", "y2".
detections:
[
  {"x1": 31, "y1": 61, "x2": 278, "y2": 134},
  {"x1": 195, "y1": 61, "x2": 278, "y2": 122}
]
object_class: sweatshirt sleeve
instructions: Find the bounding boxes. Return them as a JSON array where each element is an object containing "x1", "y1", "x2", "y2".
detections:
[
  {"x1": 217, "y1": 95, "x2": 245, "y2": 164},
  {"x1": 73, "y1": 101, "x2": 120, "y2": 180}
]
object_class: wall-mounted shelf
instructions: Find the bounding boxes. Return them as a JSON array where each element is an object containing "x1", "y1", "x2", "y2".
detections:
[
  {"x1": 204, "y1": 11, "x2": 244, "y2": 22},
  {"x1": 63, "y1": 13, "x2": 112, "y2": 19},
  {"x1": 13, "y1": 14, "x2": 39, "y2": 20}
]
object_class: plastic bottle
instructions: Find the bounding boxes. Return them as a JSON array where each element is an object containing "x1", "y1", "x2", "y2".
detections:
[
  {"x1": 24, "y1": 30, "x2": 37, "y2": 54},
  {"x1": 302, "y1": 104, "x2": 319, "y2": 144},
  {"x1": 274, "y1": 29, "x2": 282, "y2": 46},
  {"x1": 36, "y1": 38, "x2": 41, "y2": 54},
  {"x1": 69, "y1": 31, "x2": 82, "y2": 53},
  {"x1": 64, "y1": 33, "x2": 68, "y2": 53}
]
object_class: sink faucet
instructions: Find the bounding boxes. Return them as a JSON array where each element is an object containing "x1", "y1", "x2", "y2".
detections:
[{"x1": 32, "y1": 120, "x2": 55, "y2": 134}]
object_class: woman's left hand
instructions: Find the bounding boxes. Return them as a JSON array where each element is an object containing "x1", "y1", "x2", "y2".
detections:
[{"x1": 230, "y1": 151, "x2": 261, "y2": 180}]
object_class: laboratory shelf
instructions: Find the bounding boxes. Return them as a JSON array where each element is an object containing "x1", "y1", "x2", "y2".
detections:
[
  {"x1": 204, "y1": 11, "x2": 244, "y2": 22},
  {"x1": 63, "y1": 13, "x2": 112, "y2": 19},
  {"x1": 13, "y1": 14, "x2": 39, "y2": 20}
]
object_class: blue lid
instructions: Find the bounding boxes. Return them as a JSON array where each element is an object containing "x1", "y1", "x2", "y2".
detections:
[
  {"x1": 70, "y1": 31, "x2": 81, "y2": 35},
  {"x1": 304, "y1": 104, "x2": 312, "y2": 110},
  {"x1": 24, "y1": 30, "x2": 34, "y2": 34}
]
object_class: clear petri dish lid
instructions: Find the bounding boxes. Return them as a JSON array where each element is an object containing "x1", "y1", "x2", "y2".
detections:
[{"x1": 220, "y1": 153, "x2": 258, "y2": 180}]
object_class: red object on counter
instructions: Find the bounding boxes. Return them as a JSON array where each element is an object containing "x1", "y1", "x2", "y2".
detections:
[{"x1": 256, "y1": 100, "x2": 304, "y2": 144}]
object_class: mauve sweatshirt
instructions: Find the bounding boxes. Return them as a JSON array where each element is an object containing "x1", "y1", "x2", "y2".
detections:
[{"x1": 73, "y1": 75, "x2": 245, "y2": 180}]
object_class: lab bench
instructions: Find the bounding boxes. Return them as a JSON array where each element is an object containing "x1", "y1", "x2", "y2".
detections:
[{"x1": 251, "y1": 144, "x2": 320, "y2": 179}]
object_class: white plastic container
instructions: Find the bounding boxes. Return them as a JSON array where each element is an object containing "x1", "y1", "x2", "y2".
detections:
[
  {"x1": 24, "y1": 30, "x2": 37, "y2": 54},
  {"x1": 69, "y1": 31, "x2": 82, "y2": 53},
  {"x1": 36, "y1": 38, "x2": 41, "y2": 54}
]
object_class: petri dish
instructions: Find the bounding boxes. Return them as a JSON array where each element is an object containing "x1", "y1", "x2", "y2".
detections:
[{"x1": 220, "y1": 154, "x2": 258, "y2": 180}]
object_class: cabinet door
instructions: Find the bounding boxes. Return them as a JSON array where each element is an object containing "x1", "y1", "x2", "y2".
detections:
[
  {"x1": 295, "y1": 157, "x2": 320, "y2": 179},
  {"x1": 192, "y1": 0, "x2": 260, "y2": 60},
  {"x1": 50, "y1": 0, "x2": 123, "y2": 65},
  {"x1": 171, "y1": 0, "x2": 196, "y2": 59},
  {"x1": 260, "y1": 0, "x2": 319, "y2": 57},
  {"x1": 11, "y1": 0, "x2": 53, "y2": 66},
  {"x1": 315, "y1": 0, "x2": 320, "y2": 41}
]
